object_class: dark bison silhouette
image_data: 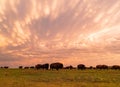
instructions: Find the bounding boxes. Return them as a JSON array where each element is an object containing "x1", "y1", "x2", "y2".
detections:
[
  {"x1": 96, "y1": 65, "x2": 108, "y2": 69},
  {"x1": 77, "y1": 64, "x2": 86, "y2": 70},
  {"x1": 111, "y1": 65, "x2": 120, "y2": 70},
  {"x1": 24, "y1": 66, "x2": 29, "y2": 69},
  {"x1": 0, "y1": 67, "x2": 4, "y2": 68},
  {"x1": 30, "y1": 66, "x2": 35, "y2": 69},
  {"x1": 35, "y1": 63, "x2": 49, "y2": 70},
  {"x1": 64, "y1": 65, "x2": 73, "y2": 69},
  {"x1": 50, "y1": 62, "x2": 63, "y2": 70},
  {"x1": 87, "y1": 66, "x2": 95, "y2": 69},
  {"x1": 4, "y1": 66, "x2": 9, "y2": 69},
  {"x1": 19, "y1": 66, "x2": 23, "y2": 69}
]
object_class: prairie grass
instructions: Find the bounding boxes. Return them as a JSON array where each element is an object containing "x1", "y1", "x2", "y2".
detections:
[{"x1": 0, "y1": 69, "x2": 120, "y2": 87}]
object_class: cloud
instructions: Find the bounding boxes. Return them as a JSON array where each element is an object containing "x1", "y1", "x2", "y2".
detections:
[{"x1": 0, "y1": 0, "x2": 120, "y2": 67}]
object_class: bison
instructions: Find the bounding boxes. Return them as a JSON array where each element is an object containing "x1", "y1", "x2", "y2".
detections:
[
  {"x1": 77, "y1": 64, "x2": 86, "y2": 70},
  {"x1": 30, "y1": 66, "x2": 35, "y2": 69},
  {"x1": 19, "y1": 66, "x2": 23, "y2": 69},
  {"x1": 35, "y1": 63, "x2": 49, "y2": 70},
  {"x1": 87, "y1": 66, "x2": 94, "y2": 69},
  {"x1": 111, "y1": 65, "x2": 120, "y2": 70},
  {"x1": 4, "y1": 66, "x2": 9, "y2": 69},
  {"x1": 96, "y1": 65, "x2": 108, "y2": 69},
  {"x1": 42, "y1": 63, "x2": 49, "y2": 70},
  {"x1": 50, "y1": 62, "x2": 63, "y2": 70},
  {"x1": 35, "y1": 64, "x2": 42, "y2": 69},
  {"x1": 24, "y1": 66, "x2": 29, "y2": 69},
  {"x1": 64, "y1": 65, "x2": 73, "y2": 69},
  {"x1": 0, "y1": 67, "x2": 4, "y2": 69}
]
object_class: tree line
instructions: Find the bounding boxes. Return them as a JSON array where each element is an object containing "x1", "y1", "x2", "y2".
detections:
[{"x1": 0, "y1": 62, "x2": 120, "y2": 70}]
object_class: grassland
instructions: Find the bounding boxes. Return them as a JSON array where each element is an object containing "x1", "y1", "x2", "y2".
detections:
[{"x1": 0, "y1": 69, "x2": 120, "y2": 87}]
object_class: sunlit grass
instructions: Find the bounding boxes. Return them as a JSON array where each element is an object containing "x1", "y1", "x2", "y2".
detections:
[{"x1": 0, "y1": 69, "x2": 120, "y2": 87}]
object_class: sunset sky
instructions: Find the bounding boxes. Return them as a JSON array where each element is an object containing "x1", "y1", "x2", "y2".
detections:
[{"x1": 0, "y1": 0, "x2": 120, "y2": 67}]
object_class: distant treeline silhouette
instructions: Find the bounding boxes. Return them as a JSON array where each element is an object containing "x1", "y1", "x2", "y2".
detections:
[{"x1": 1, "y1": 63, "x2": 120, "y2": 70}]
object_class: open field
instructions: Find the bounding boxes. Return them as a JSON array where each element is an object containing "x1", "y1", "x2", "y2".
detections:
[{"x1": 0, "y1": 69, "x2": 120, "y2": 87}]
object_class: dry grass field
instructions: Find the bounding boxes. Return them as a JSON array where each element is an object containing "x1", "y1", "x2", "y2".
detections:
[{"x1": 0, "y1": 69, "x2": 120, "y2": 87}]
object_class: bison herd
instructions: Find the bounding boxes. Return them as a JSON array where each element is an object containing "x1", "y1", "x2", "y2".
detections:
[
  {"x1": 20, "y1": 63, "x2": 120, "y2": 70},
  {"x1": 1, "y1": 63, "x2": 120, "y2": 70},
  {"x1": 35, "y1": 63, "x2": 49, "y2": 70}
]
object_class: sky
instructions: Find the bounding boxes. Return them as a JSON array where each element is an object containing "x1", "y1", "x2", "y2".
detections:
[{"x1": 0, "y1": 0, "x2": 120, "y2": 67}]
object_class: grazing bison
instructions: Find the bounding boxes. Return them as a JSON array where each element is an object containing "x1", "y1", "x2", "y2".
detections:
[
  {"x1": 35, "y1": 63, "x2": 49, "y2": 70},
  {"x1": 111, "y1": 65, "x2": 120, "y2": 70},
  {"x1": 35, "y1": 64, "x2": 42, "y2": 69},
  {"x1": 87, "y1": 66, "x2": 94, "y2": 69},
  {"x1": 50, "y1": 62, "x2": 63, "y2": 70},
  {"x1": 42, "y1": 63, "x2": 49, "y2": 70},
  {"x1": 30, "y1": 66, "x2": 35, "y2": 69},
  {"x1": 96, "y1": 65, "x2": 108, "y2": 69},
  {"x1": 19, "y1": 66, "x2": 23, "y2": 69},
  {"x1": 64, "y1": 65, "x2": 73, "y2": 69},
  {"x1": 77, "y1": 64, "x2": 86, "y2": 70},
  {"x1": 0, "y1": 67, "x2": 3, "y2": 69},
  {"x1": 4, "y1": 66, "x2": 9, "y2": 69},
  {"x1": 24, "y1": 66, "x2": 29, "y2": 69}
]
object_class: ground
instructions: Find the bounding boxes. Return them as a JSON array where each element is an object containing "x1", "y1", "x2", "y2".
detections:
[{"x1": 0, "y1": 69, "x2": 120, "y2": 87}]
